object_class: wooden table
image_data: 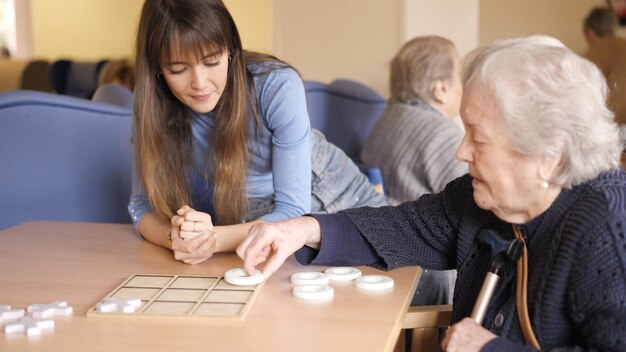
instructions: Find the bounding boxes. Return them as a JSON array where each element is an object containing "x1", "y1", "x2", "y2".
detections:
[{"x1": 0, "y1": 221, "x2": 420, "y2": 352}]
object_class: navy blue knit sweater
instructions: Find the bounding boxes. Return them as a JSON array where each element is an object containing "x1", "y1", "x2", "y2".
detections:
[{"x1": 297, "y1": 170, "x2": 626, "y2": 351}]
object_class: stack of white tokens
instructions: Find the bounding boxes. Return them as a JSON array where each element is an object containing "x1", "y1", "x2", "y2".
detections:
[
  {"x1": 289, "y1": 267, "x2": 394, "y2": 301},
  {"x1": 290, "y1": 271, "x2": 333, "y2": 301}
]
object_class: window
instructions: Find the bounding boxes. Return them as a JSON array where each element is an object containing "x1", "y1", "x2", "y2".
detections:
[
  {"x1": 0, "y1": 0, "x2": 31, "y2": 58},
  {"x1": 0, "y1": 0, "x2": 14, "y2": 57}
]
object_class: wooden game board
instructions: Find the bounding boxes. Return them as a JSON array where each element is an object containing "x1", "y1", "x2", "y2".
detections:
[{"x1": 86, "y1": 274, "x2": 264, "y2": 320}]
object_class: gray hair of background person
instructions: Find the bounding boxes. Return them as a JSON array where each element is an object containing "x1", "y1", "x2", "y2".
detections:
[
  {"x1": 389, "y1": 36, "x2": 456, "y2": 105},
  {"x1": 584, "y1": 7, "x2": 617, "y2": 37},
  {"x1": 463, "y1": 35, "x2": 622, "y2": 188}
]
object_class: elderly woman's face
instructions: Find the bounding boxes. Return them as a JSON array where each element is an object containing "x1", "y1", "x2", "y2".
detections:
[{"x1": 455, "y1": 90, "x2": 555, "y2": 223}]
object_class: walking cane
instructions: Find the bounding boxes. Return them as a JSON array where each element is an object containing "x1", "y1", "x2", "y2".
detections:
[{"x1": 470, "y1": 229, "x2": 523, "y2": 324}]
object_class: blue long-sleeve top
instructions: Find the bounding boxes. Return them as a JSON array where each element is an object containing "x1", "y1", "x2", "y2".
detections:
[
  {"x1": 129, "y1": 62, "x2": 312, "y2": 227},
  {"x1": 298, "y1": 170, "x2": 626, "y2": 352}
]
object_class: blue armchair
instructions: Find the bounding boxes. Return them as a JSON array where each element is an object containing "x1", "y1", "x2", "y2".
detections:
[
  {"x1": 92, "y1": 83, "x2": 133, "y2": 110},
  {"x1": 0, "y1": 90, "x2": 133, "y2": 230},
  {"x1": 50, "y1": 59, "x2": 109, "y2": 98},
  {"x1": 304, "y1": 79, "x2": 386, "y2": 160},
  {"x1": 303, "y1": 79, "x2": 387, "y2": 192}
]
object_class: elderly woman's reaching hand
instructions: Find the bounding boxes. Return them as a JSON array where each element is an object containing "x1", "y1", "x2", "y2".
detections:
[{"x1": 238, "y1": 217, "x2": 321, "y2": 279}]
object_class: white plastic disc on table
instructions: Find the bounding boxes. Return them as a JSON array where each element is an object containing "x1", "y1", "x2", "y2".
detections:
[
  {"x1": 96, "y1": 297, "x2": 142, "y2": 313},
  {"x1": 4, "y1": 316, "x2": 55, "y2": 336},
  {"x1": 324, "y1": 267, "x2": 362, "y2": 281},
  {"x1": 224, "y1": 268, "x2": 264, "y2": 286},
  {"x1": 290, "y1": 272, "x2": 330, "y2": 285},
  {"x1": 292, "y1": 284, "x2": 334, "y2": 301},
  {"x1": 27, "y1": 300, "x2": 73, "y2": 319},
  {"x1": 0, "y1": 305, "x2": 25, "y2": 322},
  {"x1": 354, "y1": 275, "x2": 394, "y2": 291}
]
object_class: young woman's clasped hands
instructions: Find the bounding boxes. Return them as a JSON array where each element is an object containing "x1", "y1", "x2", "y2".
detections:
[{"x1": 170, "y1": 205, "x2": 217, "y2": 265}]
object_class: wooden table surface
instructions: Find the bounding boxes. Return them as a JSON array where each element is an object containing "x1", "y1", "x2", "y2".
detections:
[{"x1": 0, "y1": 221, "x2": 420, "y2": 352}]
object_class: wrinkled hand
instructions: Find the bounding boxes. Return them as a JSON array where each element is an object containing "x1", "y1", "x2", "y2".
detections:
[
  {"x1": 169, "y1": 205, "x2": 217, "y2": 265},
  {"x1": 441, "y1": 318, "x2": 497, "y2": 352},
  {"x1": 236, "y1": 217, "x2": 320, "y2": 279}
]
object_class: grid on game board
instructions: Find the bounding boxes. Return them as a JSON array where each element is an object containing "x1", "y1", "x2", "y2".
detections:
[{"x1": 87, "y1": 274, "x2": 262, "y2": 319}]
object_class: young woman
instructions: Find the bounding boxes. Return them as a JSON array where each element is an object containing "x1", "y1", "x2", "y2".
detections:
[{"x1": 129, "y1": 0, "x2": 386, "y2": 264}]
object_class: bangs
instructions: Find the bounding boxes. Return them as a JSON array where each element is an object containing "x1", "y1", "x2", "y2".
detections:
[{"x1": 160, "y1": 26, "x2": 225, "y2": 65}]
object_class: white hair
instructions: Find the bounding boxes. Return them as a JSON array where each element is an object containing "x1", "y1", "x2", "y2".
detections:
[{"x1": 463, "y1": 35, "x2": 622, "y2": 187}]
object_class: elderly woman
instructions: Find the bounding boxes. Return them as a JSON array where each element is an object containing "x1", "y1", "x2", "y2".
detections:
[{"x1": 237, "y1": 36, "x2": 626, "y2": 351}]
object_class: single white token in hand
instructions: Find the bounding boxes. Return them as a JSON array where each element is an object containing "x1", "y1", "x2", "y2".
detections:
[
  {"x1": 355, "y1": 275, "x2": 394, "y2": 291},
  {"x1": 292, "y1": 285, "x2": 334, "y2": 301},
  {"x1": 324, "y1": 267, "x2": 362, "y2": 281},
  {"x1": 224, "y1": 268, "x2": 264, "y2": 286},
  {"x1": 290, "y1": 272, "x2": 329, "y2": 286}
]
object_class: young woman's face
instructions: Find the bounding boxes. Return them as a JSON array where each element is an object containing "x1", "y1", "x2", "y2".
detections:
[{"x1": 160, "y1": 49, "x2": 229, "y2": 113}]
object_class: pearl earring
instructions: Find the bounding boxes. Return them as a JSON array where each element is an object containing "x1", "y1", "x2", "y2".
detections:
[{"x1": 540, "y1": 181, "x2": 549, "y2": 189}]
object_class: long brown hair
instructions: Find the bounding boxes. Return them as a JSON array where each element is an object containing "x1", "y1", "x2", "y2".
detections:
[{"x1": 134, "y1": 0, "x2": 283, "y2": 224}]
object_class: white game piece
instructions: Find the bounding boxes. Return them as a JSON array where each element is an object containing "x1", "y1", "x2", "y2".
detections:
[
  {"x1": 354, "y1": 275, "x2": 394, "y2": 291},
  {"x1": 224, "y1": 268, "x2": 264, "y2": 286},
  {"x1": 96, "y1": 297, "x2": 142, "y2": 313},
  {"x1": 292, "y1": 285, "x2": 334, "y2": 301},
  {"x1": 0, "y1": 305, "x2": 25, "y2": 322},
  {"x1": 290, "y1": 272, "x2": 329, "y2": 286},
  {"x1": 4, "y1": 316, "x2": 54, "y2": 336},
  {"x1": 324, "y1": 267, "x2": 362, "y2": 281},
  {"x1": 27, "y1": 300, "x2": 73, "y2": 319}
]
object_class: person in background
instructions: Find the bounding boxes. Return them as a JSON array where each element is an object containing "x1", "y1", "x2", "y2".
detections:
[
  {"x1": 92, "y1": 59, "x2": 135, "y2": 108},
  {"x1": 129, "y1": 0, "x2": 385, "y2": 265},
  {"x1": 97, "y1": 58, "x2": 135, "y2": 92},
  {"x1": 584, "y1": 6, "x2": 626, "y2": 142},
  {"x1": 361, "y1": 36, "x2": 467, "y2": 306},
  {"x1": 237, "y1": 35, "x2": 626, "y2": 351},
  {"x1": 361, "y1": 36, "x2": 467, "y2": 206}
]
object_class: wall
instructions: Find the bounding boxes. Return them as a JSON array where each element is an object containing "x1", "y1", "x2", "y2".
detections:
[
  {"x1": 274, "y1": 0, "x2": 480, "y2": 97},
  {"x1": 404, "y1": 0, "x2": 479, "y2": 57},
  {"x1": 29, "y1": 0, "x2": 273, "y2": 61},
  {"x1": 26, "y1": 0, "x2": 615, "y2": 89},
  {"x1": 225, "y1": 0, "x2": 273, "y2": 54},
  {"x1": 479, "y1": 0, "x2": 605, "y2": 54},
  {"x1": 31, "y1": 0, "x2": 143, "y2": 60},
  {"x1": 274, "y1": 0, "x2": 402, "y2": 97}
]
